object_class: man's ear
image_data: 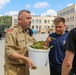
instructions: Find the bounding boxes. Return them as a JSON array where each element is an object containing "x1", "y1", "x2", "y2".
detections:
[
  {"x1": 18, "y1": 18, "x2": 21, "y2": 23},
  {"x1": 64, "y1": 24, "x2": 67, "y2": 28}
]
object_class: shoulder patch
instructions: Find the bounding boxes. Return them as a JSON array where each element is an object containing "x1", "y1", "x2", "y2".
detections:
[{"x1": 7, "y1": 29, "x2": 13, "y2": 32}]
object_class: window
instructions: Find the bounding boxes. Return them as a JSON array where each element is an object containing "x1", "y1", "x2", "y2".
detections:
[
  {"x1": 39, "y1": 26, "x2": 41, "y2": 28},
  {"x1": 67, "y1": 10, "x2": 69, "y2": 14},
  {"x1": 32, "y1": 26, "x2": 34, "y2": 29},
  {"x1": 63, "y1": 11, "x2": 65, "y2": 16},
  {"x1": 36, "y1": 26, "x2": 38, "y2": 29},
  {"x1": 48, "y1": 20, "x2": 50, "y2": 23},
  {"x1": 70, "y1": 8, "x2": 74, "y2": 13},
  {"x1": 44, "y1": 20, "x2": 47, "y2": 23},
  {"x1": 32, "y1": 20, "x2": 34, "y2": 23},
  {"x1": 70, "y1": 25, "x2": 74, "y2": 30},
  {"x1": 60, "y1": 13, "x2": 62, "y2": 16},
  {"x1": 36, "y1": 20, "x2": 38, "y2": 23},
  {"x1": 14, "y1": 19, "x2": 18, "y2": 25},
  {"x1": 72, "y1": 17, "x2": 74, "y2": 21},
  {"x1": 72, "y1": 8, "x2": 74, "y2": 13},
  {"x1": 67, "y1": 18, "x2": 69, "y2": 22},
  {"x1": 70, "y1": 17, "x2": 74, "y2": 21},
  {"x1": 48, "y1": 26, "x2": 50, "y2": 28},
  {"x1": 39, "y1": 20, "x2": 41, "y2": 23},
  {"x1": 45, "y1": 26, "x2": 46, "y2": 28}
]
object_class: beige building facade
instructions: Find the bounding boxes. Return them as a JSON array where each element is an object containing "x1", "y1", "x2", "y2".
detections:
[
  {"x1": 12, "y1": 15, "x2": 56, "y2": 33},
  {"x1": 57, "y1": 4, "x2": 76, "y2": 31}
]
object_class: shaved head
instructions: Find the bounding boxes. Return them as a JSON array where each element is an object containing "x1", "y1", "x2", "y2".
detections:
[{"x1": 18, "y1": 10, "x2": 31, "y2": 18}]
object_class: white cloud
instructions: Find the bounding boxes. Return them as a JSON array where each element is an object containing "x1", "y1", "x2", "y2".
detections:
[
  {"x1": 26, "y1": 4, "x2": 31, "y2": 8},
  {"x1": 31, "y1": 12, "x2": 36, "y2": 15},
  {"x1": 5, "y1": 11, "x2": 36, "y2": 16},
  {"x1": 5, "y1": 11, "x2": 18, "y2": 16},
  {"x1": 67, "y1": 3, "x2": 73, "y2": 6},
  {"x1": 41, "y1": 9, "x2": 57, "y2": 16},
  {"x1": 0, "y1": 0, "x2": 10, "y2": 9},
  {"x1": 0, "y1": 14, "x2": 2, "y2": 16},
  {"x1": 33, "y1": 2, "x2": 50, "y2": 8}
]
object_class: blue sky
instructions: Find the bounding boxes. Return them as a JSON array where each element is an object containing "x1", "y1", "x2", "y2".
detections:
[{"x1": 0, "y1": 0, "x2": 76, "y2": 16}]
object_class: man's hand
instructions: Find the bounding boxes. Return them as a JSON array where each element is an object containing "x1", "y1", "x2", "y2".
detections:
[
  {"x1": 25, "y1": 57, "x2": 35, "y2": 69},
  {"x1": 44, "y1": 36, "x2": 51, "y2": 47}
]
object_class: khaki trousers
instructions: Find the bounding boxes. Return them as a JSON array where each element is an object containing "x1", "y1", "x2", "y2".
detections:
[{"x1": 4, "y1": 62, "x2": 29, "y2": 75}]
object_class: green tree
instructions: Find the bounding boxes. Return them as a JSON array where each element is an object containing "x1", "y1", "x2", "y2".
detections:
[
  {"x1": 0, "y1": 16, "x2": 12, "y2": 32},
  {"x1": 0, "y1": 16, "x2": 12, "y2": 25}
]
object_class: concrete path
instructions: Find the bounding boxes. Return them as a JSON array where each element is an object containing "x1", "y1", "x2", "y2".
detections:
[
  {"x1": 0, "y1": 39, "x2": 5, "y2": 75},
  {"x1": 0, "y1": 33, "x2": 50, "y2": 75}
]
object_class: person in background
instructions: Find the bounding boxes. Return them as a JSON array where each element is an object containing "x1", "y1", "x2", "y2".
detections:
[
  {"x1": 62, "y1": 27, "x2": 76, "y2": 75},
  {"x1": 44, "y1": 17, "x2": 68, "y2": 75},
  {"x1": 4, "y1": 10, "x2": 36, "y2": 75},
  {"x1": 65, "y1": 27, "x2": 69, "y2": 33},
  {"x1": 0, "y1": 32, "x2": 2, "y2": 39}
]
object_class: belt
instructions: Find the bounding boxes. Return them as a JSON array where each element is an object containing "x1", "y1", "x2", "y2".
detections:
[{"x1": 10, "y1": 64, "x2": 25, "y2": 66}]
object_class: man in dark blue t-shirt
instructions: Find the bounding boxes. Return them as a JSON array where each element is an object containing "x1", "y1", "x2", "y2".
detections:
[{"x1": 44, "y1": 17, "x2": 68, "y2": 75}]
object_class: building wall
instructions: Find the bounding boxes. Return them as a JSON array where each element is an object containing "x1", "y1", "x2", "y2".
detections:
[
  {"x1": 57, "y1": 4, "x2": 76, "y2": 31},
  {"x1": 12, "y1": 15, "x2": 56, "y2": 33}
]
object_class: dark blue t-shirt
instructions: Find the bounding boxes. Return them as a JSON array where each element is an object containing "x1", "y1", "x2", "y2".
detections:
[{"x1": 49, "y1": 32, "x2": 68, "y2": 70}]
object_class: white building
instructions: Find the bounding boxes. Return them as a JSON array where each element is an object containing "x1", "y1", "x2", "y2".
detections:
[
  {"x1": 12, "y1": 15, "x2": 56, "y2": 33},
  {"x1": 57, "y1": 4, "x2": 76, "y2": 31}
]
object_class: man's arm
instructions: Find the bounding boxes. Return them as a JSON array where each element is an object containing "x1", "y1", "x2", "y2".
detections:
[
  {"x1": 44, "y1": 36, "x2": 51, "y2": 46},
  {"x1": 62, "y1": 50, "x2": 75, "y2": 75},
  {"x1": 10, "y1": 52, "x2": 34, "y2": 69},
  {"x1": 5, "y1": 31, "x2": 34, "y2": 69}
]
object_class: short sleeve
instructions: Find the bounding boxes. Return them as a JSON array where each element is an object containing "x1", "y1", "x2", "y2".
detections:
[{"x1": 64, "y1": 29, "x2": 76, "y2": 53}]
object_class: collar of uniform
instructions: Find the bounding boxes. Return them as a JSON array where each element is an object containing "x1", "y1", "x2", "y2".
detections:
[
  {"x1": 18, "y1": 26, "x2": 29, "y2": 34},
  {"x1": 18, "y1": 26, "x2": 23, "y2": 33}
]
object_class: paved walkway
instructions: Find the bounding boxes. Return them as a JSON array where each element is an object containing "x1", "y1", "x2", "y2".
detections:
[
  {"x1": 0, "y1": 39, "x2": 5, "y2": 75},
  {"x1": 0, "y1": 33, "x2": 50, "y2": 75}
]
